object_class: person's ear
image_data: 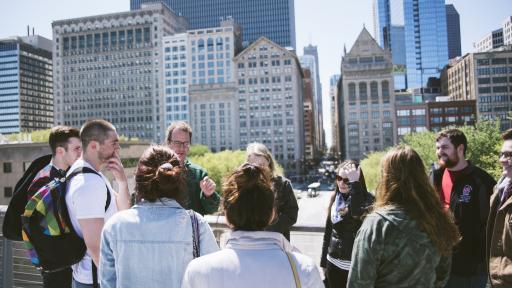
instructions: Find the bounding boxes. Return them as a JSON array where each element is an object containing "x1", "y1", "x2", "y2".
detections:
[
  {"x1": 55, "y1": 146, "x2": 65, "y2": 156},
  {"x1": 457, "y1": 144, "x2": 465, "y2": 157}
]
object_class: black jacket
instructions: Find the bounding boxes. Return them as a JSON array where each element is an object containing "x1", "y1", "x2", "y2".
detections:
[
  {"x1": 430, "y1": 162, "x2": 496, "y2": 276},
  {"x1": 320, "y1": 181, "x2": 374, "y2": 267},
  {"x1": 3, "y1": 154, "x2": 52, "y2": 240},
  {"x1": 265, "y1": 175, "x2": 299, "y2": 241}
]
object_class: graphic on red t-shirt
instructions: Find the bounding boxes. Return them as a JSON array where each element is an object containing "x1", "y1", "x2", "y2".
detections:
[{"x1": 441, "y1": 169, "x2": 464, "y2": 209}]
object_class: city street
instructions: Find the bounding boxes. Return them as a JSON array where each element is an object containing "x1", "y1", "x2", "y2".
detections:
[{"x1": 290, "y1": 188, "x2": 331, "y2": 268}]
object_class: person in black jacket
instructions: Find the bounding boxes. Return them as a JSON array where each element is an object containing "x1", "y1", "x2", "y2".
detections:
[
  {"x1": 245, "y1": 142, "x2": 299, "y2": 241},
  {"x1": 431, "y1": 129, "x2": 496, "y2": 288},
  {"x1": 320, "y1": 160, "x2": 374, "y2": 287}
]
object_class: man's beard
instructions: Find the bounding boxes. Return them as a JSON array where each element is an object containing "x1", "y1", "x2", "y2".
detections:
[
  {"x1": 438, "y1": 154, "x2": 459, "y2": 169},
  {"x1": 99, "y1": 150, "x2": 116, "y2": 163}
]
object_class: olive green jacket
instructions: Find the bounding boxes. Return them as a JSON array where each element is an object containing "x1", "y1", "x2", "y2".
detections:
[
  {"x1": 184, "y1": 160, "x2": 220, "y2": 215},
  {"x1": 348, "y1": 206, "x2": 451, "y2": 288}
]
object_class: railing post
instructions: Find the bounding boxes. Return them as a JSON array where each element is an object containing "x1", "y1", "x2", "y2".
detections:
[{"x1": 2, "y1": 237, "x2": 13, "y2": 288}]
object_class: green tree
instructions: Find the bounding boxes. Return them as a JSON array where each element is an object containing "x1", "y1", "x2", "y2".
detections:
[
  {"x1": 360, "y1": 121, "x2": 504, "y2": 192},
  {"x1": 401, "y1": 121, "x2": 502, "y2": 179},
  {"x1": 400, "y1": 129, "x2": 437, "y2": 168},
  {"x1": 7, "y1": 129, "x2": 51, "y2": 142},
  {"x1": 360, "y1": 150, "x2": 387, "y2": 193},
  {"x1": 189, "y1": 150, "x2": 246, "y2": 195},
  {"x1": 188, "y1": 145, "x2": 211, "y2": 158},
  {"x1": 189, "y1": 148, "x2": 285, "y2": 195}
]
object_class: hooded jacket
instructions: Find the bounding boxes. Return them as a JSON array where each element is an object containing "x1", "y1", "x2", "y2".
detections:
[{"x1": 430, "y1": 162, "x2": 496, "y2": 276}]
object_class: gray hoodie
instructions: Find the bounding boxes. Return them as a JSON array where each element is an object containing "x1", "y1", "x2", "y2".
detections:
[{"x1": 348, "y1": 206, "x2": 451, "y2": 288}]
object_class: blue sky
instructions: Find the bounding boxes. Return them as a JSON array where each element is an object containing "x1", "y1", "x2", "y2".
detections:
[{"x1": 1, "y1": 0, "x2": 511, "y2": 147}]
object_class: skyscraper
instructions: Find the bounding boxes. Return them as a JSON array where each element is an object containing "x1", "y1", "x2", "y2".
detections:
[
  {"x1": 130, "y1": 0, "x2": 296, "y2": 49},
  {"x1": 52, "y1": 3, "x2": 188, "y2": 142},
  {"x1": 404, "y1": 0, "x2": 448, "y2": 89},
  {"x1": 373, "y1": 0, "x2": 407, "y2": 89},
  {"x1": 0, "y1": 35, "x2": 53, "y2": 134},
  {"x1": 374, "y1": 0, "x2": 449, "y2": 89},
  {"x1": 373, "y1": 0, "x2": 406, "y2": 65},
  {"x1": 162, "y1": 19, "x2": 241, "y2": 126},
  {"x1": 445, "y1": 4, "x2": 461, "y2": 59},
  {"x1": 234, "y1": 37, "x2": 304, "y2": 171},
  {"x1": 303, "y1": 44, "x2": 325, "y2": 151}
]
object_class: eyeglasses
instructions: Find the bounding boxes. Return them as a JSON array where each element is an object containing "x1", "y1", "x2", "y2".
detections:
[
  {"x1": 169, "y1": 140, "x2": 190, "y2": 148},
  {"x1": 336, "y1": 175, "x2": 350, "y2": 184},
  {"x1": 500, "y1": 151, "x2": 512, "y2": 159}
]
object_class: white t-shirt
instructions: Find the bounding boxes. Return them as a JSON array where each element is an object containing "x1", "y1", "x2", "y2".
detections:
[{"x1": 65, "y1": 158, "x2": 117, "y2": 284}]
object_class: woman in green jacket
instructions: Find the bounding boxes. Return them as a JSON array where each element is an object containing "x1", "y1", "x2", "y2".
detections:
[{"x1": 348, "y1": 146, "x2": 460, "y2": 288}]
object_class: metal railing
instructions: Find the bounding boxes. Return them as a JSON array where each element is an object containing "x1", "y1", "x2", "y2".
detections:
[{"x1": 0, "y1": 205, "x2": 324, "y2": 288}]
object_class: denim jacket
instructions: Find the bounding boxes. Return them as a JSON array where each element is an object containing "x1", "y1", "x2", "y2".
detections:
[{"x1": 100, "y1": 198, "x2": 219, "y2": 288}]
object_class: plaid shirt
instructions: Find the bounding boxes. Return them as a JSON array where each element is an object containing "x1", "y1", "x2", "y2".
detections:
[{"x1": 26, "y1": 163, "x2": 66, "y2": 199}]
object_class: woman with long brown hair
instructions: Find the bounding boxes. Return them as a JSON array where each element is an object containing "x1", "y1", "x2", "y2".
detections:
[{"x1": 348, "y1": 146, "x2": 460, "y2": 287}]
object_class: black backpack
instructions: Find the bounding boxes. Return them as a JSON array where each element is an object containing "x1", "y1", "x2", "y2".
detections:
[
  {"x1": 3, "y1": 154, "x2": 52, "y2": 241},
  {"x1": 21, "y1": 166, "x2": 111, "y2": 272}
]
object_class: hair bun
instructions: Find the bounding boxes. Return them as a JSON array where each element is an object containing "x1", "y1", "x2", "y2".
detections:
[{"x1": 241, "y1": 163, "x2": 260, "y2": 178}]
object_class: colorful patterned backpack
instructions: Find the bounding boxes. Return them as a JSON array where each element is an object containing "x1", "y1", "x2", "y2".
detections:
[{"x1": 21, "y1": 167, "x2": 110, "y2": 272}]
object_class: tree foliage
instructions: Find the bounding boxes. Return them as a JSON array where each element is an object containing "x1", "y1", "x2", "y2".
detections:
[
  {"x1": 189, "y1": 148, "x2": 285, "y2": 195},
  {"x1": 360, "y1": 150, "x2": 387, "y2": 193},
  {"x1": 188, "y1": 145, "x2": 211, "y2": 158},
  {"x1": 189, "y1": 150, "x2": 247, "y2": 195},
  {"x1": 361, "y1": 121, "x2": 504, "y2": 192},
  {"x1": 6, "y1": 129, "x2": 52, "y2": 143}
]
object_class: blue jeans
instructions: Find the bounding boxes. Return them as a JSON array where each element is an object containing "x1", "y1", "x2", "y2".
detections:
[
  {"x1": 72, "y1": 279, "x2": 98, "y2": 288},
  {"x1": 444, "y1": 273, "x2": 488, "y2": 288}
]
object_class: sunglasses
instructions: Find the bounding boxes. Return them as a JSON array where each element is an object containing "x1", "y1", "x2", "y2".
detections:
[
  {"x1": 336, "y1": 176, "x2": 350, "y2": 184},
  {"x1": 500, "y1": 151, "x2": 512, "y2": 159}
]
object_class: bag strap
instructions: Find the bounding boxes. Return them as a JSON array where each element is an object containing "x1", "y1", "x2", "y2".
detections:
[
  {"x1": 67, "y1": 167, "x2": 110, "y2": 287},
  {"x1": 92, "y1": 260, "x2": 99, "y2": 288},
  {"x1": 67, "y1": 166, "x2": 111, "y2": 211},
  {"x1": 285, "y1": 251, "x2": 301, "y2": 288},
  {"x1": 187, "y1": 210, "x2": 200, "y2": 258}
]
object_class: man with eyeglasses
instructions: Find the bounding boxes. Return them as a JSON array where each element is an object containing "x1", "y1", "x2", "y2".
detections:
[
  {"x1": 165, "y1": 121, "x2": 220, "y2": 215},
  {"x1": 487, "y1": 128, "x2": 512, "y2": 287}
]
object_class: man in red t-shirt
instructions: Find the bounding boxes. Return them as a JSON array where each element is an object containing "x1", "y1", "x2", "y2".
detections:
[{"x1": 430, "y1": 129, "x2": 496, "y2": 288}]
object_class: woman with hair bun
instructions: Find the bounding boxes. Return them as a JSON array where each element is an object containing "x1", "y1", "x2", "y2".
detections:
[
  {"x1": 182, "y1": 163, "x2": 323, "y2": 288},
  {"x1": 99, "y1": 146, "x2": 218, "y2": 288}
]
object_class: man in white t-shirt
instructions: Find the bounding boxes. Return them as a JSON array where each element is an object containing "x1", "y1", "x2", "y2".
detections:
[{"x1": 65, "y1": 119, "x2": 131, "y2": 287}]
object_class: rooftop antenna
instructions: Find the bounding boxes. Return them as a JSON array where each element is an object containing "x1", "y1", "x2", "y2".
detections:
[{"x1": 27, "y1": 25, "x2": 29, "y2": 36}]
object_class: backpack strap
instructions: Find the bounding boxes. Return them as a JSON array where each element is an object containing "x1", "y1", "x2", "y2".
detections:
[
  {"x1": 92, "y1": 260, "x2": 99, "y2": 288},
  {"x1": 67, "y1": 166, "x2": 111, "y2": 211},
  {"x1": 187, "y1": 210, "x2": 200, "y2": 258},
  {"x1": 67, "y1": 166, "x2": 111, "y2": 287}
]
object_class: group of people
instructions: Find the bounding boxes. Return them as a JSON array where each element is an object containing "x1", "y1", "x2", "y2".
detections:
[
  {"x1": 26, "y1": 119, "x2": 306, "y2": 288},
  {"x1": 320, "y1": 128, "x2": 512, "y2": 288},
  {"x1": 15, "y1": 118, "x2": 512, "y2": 288}
]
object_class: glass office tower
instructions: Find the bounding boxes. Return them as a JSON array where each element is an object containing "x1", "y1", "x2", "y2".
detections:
[
  {"x1": 130, "y1": 0, "x2": 296, "y2": 49},
  {"x1": 445, "y1": 4, "x2": 461, "y2": 59},
  {"x1": 374, "y1": 0, "x2": 407, "y2": 89},
  {"x1": 404, "y1": 0, "x2": 448, "y2": 88},
  {"x1": 0, "y1": 36, "x2": 53, "y2": 134}
]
